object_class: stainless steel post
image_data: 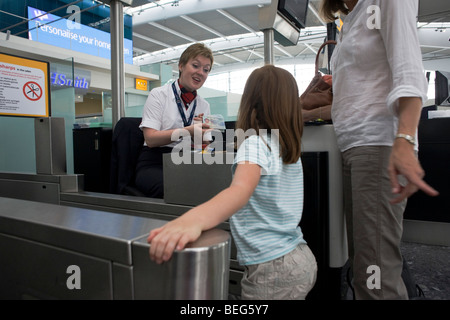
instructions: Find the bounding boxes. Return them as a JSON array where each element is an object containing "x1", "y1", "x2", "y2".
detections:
[
  {"x1": 263, "y1": 28, "x2": 274, "y2": 65},
  {"x1": 34, "y1": 117, "x2": 67, "y2": 175},
  {"x1": 110, "y1": 0, "x2": 125, "y2": 129},
  {"x1": 133, "y1": 228, "x2": 231, "y2": 299}
]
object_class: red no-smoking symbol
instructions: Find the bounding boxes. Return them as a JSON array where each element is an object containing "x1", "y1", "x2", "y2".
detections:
[{"x1": 23, "y1": 81, "x2": 43, "y2": 101}]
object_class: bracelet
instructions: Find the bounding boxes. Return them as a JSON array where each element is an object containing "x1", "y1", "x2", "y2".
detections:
[{"x1": 395, "y1": 133, "x2": 416, "y2": 145}]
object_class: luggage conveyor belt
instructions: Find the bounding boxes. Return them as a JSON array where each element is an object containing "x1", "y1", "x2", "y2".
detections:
[{"x1": 0, "y1": 196, "x2": 231, "y2": 300}]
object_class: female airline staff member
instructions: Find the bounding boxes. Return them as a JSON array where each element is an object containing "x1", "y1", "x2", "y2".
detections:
[{"x1": 135, "y1": 43, "x2": 214, "y2": 198}]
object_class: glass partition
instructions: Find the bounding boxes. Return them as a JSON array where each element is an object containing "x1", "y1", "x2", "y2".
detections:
[
  {"x1": 0, "y1": 116, "x2": 36, "y2": 173},
  {"x1": 50, "y1": 58, "x2": 76, "y2": 174},
  {"x1": 0, "y1": 56, "x2": 75, "y2": 174}
]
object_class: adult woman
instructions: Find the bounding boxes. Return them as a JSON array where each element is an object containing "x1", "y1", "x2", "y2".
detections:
[
  {"x1": 135, "y1": 43, "x2": 213, "y2": 198},
  {"x1": 320, "y1": 0, "x2": 438, "y2": 299}
]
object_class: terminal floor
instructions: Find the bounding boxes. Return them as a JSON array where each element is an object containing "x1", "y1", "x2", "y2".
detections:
[
  {"x1": 229, "y1": 240, "x2": 449, "y2": 301},
  {"x1": 400, "y1": 241, "x2": 450, "y2": 300}
]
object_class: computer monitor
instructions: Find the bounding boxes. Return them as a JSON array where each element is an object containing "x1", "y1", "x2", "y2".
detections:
[
  {"x1": 435, "y1": 71, "x2": 450, "y2": 106},
  {"x1": 277, "y1": 0, "x2": 310, "y2": 29},
  {"x1": 225, "y1": 121, "x2": 236, "y2": 130}
]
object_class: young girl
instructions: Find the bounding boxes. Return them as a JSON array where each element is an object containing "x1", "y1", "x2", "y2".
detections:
[{"x1": 147, "y1": 65, "x2": 317, "y2": 300}]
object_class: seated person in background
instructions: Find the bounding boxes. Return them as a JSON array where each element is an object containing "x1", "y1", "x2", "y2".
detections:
[{"x1": 135, "y1": 43, "x2": 213, "y2": 198}]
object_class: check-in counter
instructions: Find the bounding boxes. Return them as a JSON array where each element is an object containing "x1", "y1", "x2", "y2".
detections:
[
  {"x1": 0, "y1": 172, "x2": 81, "y2": 204},
  {"x1": 301, "y1": 124, "x2": 348, "y2": 268},
  {"x1": 163, "y1": 152, "x2": 233, "y2": 206},
  {"x1": 0, "y1": 196, "x2": 230, "y2": 300},
  {"x1": 163, "y1": 126, "x2": 348, "y2": 270},
  {"x1": 0, "y1": 124, "x2": 348, "y2": 300},
  {"x1": 403, "y1": 118, "x2": 450, "y2": 246},
  {"x1": 162, "y1": 144, "x2": 346, "y2": 299}
]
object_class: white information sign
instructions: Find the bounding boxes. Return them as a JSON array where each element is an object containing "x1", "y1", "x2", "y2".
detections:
[{"x1": 0, "y1": 53, "x2": 50, "y2": 117}]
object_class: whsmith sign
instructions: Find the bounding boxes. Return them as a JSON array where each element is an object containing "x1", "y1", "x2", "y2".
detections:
[{"x1": 50, "y1": 66, "x2": 91, "y2": 95}]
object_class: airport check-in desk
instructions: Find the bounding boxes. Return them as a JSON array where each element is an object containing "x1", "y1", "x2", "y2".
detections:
[
  {"x1": 162, "y1": 124, "x2": 348, "y2": 299},
  {"x1": 301, "y1": 124, "x2": 348, "y2": 269},
  {"x1": 0, "y1": 124, "x2": 347, "y2": 299}
]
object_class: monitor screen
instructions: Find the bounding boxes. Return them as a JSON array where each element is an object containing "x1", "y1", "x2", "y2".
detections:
[
  {"x1": 435, "y1": 71, "x2": 450, "y2": 106},
  {"x1": 277, "y1": 0, "x2": 310, "y2": 29}
]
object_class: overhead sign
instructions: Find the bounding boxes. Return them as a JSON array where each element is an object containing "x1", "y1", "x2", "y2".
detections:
[
  {"x1": 0, "y1": 53, "x2": 50, "y2": 118},
  {"x1": 135, "y1": 78, "x2": 148, "y2": 91},
  {"x1": 27, "y1": 6, "x2": 133, "y2": 64},
  {"x1": 50, "y1": 67, "x2": 91, "y2": 95}
]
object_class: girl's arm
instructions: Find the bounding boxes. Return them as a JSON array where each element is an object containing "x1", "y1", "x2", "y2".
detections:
[{"x1": 147, "y1": 161, "x2": 261, "y2": 264}]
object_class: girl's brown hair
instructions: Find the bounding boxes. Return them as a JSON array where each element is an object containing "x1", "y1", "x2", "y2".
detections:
[
  {"x1": 320, "y1": 0, "x2": 349, "y2": 22},
  {"x1": 236, "y1": 65, "x2": 303, "y2": 164}
]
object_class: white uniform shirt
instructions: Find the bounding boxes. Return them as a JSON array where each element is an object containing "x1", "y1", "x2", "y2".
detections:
[
  {"x1": 330, "y1": 0, "x2": 428, "y2": 152},
  {"x1": 140, "y1": 81, "x2": 210, "y2": 147}
]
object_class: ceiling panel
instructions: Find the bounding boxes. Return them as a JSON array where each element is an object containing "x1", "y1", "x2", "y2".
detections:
[
  {"x1": 155, "y1": 18, "x2": 217, "y2": 41},
  {"x1": 218, "y1": 7, "x2": 260, "y2": 33},
  {"x1": 2, "y1": 0, "x2": 447, "y2": 75},
  {"x1": 130, "y1": 1, "x2": 328, "y2": 71},
  {"x1": 419, "y1": 0, "x2": 450, "y2": 23},
  {"x1": 129, "y1": 0, "x2": 450, "y2": 74}
]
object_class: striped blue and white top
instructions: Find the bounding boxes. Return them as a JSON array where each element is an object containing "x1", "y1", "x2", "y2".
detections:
[{"x1": 230, "y1": 133, "x2": 306, "y2": 266}]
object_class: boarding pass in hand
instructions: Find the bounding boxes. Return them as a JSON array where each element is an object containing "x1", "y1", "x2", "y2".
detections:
[{"x1": 203, "y1": 114, "x2": 226, "y2": 130}]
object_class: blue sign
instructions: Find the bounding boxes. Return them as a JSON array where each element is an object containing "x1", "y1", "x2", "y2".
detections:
[
  {"x1": 49, "y1": 66, "x2": 91, "y2": 95},
  {"x1": 27, "y1": 6, "x2": 133, "y2": 64}
]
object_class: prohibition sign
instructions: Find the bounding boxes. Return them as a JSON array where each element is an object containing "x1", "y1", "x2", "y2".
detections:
[{"x1": 23, "y1": 81, "x2": 43, "y2": 101}]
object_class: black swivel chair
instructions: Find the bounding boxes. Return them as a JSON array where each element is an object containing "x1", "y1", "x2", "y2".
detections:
[{"x1": 110, "y1": 117, "x2": 146, "y2": 196}]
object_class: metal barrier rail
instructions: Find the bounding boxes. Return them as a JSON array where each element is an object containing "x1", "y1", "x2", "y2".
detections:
[{"x1": 0, "y1": 196, "x2": 230, "y2": 300}]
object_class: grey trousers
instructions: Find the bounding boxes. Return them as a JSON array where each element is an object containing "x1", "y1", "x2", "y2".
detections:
[{"x1": 342, "y1": 146, "x2": 408, "y2": 300}]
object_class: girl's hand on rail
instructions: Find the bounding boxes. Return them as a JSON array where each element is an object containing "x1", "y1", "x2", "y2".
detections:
[{"x1": 147, "y1": 217, "x2": 202, "y2": 264}]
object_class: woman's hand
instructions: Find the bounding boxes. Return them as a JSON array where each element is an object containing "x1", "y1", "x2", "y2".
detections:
[
  {"x1": 301, "y1": 105, "x2": 332, "y2": 122},
  {"x1": 142, "y1": 113, "x2": 210, "y2": 147},
  {"x1": 388, "y1": 138, "x2": 439, "y2": 204},
  {"x1": 194, "y1": 113, "x2": 204, "y2": 122},
  {"x1": 185, "y1": 114, "x2": 210, "y2": 137},
  {"x1": 389, "y1": 97, "x2": 439, "y2": 204}
]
